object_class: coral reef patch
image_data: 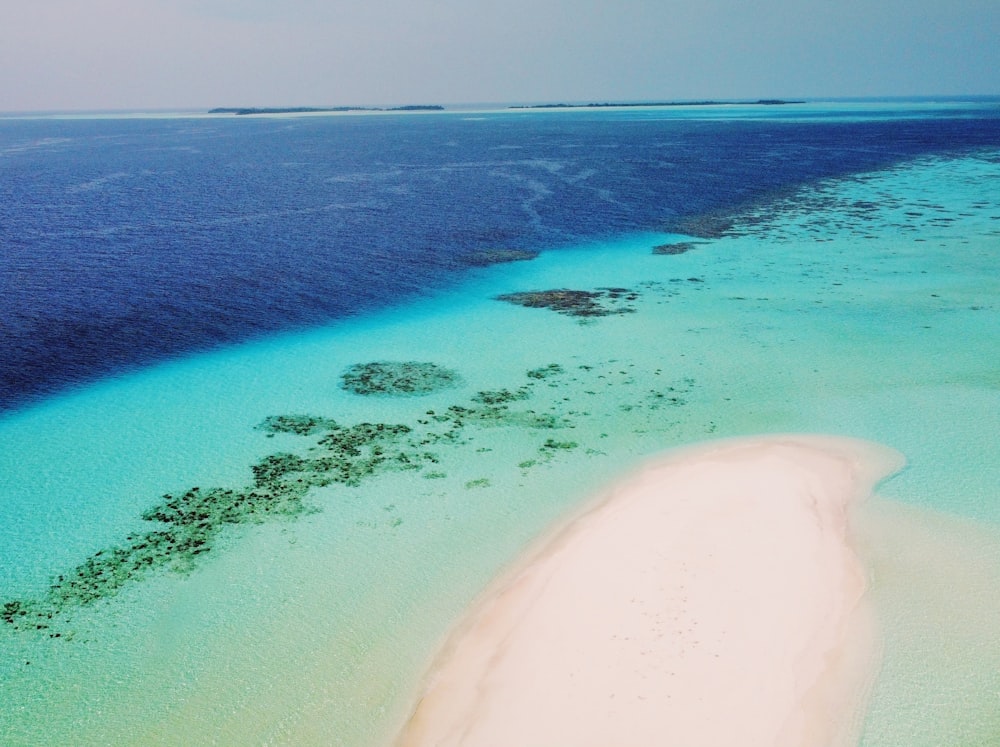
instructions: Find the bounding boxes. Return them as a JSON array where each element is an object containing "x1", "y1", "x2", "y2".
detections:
[
  {"x1": 1, "y1": 363, "x2": 588, "y2": 634},
  {"x1": 257, "y1": 415, "x2": 341, "y2": 436},
  {"x1": 340, "y1": 361, "x2": 461, "y2": 396},
  {"x1": 495, "y1": 288, "x2": 640, "y2": 318},
  {"x1": 2, "y1": 354, "x2": 703, "y2": 636},
  {"x1": 462, "y1": 249, "x2": 540, "y2": 267},
  {"x1": 652, "y1": 241, "x2": 705, "y2": 255},
  {"x1": 527, "y1": 364, "x2": 565, "y2": 380},
  {"x1": 666, "y1": 212, "x2": 739, "y2": 239}
]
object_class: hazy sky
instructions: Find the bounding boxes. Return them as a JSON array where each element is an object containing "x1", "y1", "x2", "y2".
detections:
[{"x1": 2, "y1": 0, "x2": 998, "y2": 111}]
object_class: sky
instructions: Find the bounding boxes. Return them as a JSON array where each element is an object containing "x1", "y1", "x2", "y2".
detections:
[{"x1": 1, "y1": 0, "x2": 998, "y2": 112}]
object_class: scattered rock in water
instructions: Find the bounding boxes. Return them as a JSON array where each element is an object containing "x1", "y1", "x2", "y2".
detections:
[
  {"x1": 652, "y1": 241, "x2": 705, "y2": 255},
  {"x1": 495, "y1": 288, "x2": 639, "y2": 318},
  {"x1": 340, "y1": 361, "x2": 461, "y2": 396},
  {"x1": 462, "y1": 248, "x2": 540, "y2": 267}
]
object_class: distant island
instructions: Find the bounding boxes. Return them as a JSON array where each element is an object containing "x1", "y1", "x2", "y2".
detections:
[
  {"x1": 510, "y1": 100, "x2": 804, "y2": 109},
  {"x1": 209, "y1": 105, "x2": 444, "y2": 115}
]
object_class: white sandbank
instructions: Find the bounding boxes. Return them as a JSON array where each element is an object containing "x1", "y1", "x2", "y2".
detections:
[{"x1": 394, "y1": 435, "x2": 903, "y2": 747}]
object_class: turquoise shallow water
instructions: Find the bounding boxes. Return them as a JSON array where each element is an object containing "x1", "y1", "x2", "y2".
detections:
[{"x1": 1, "y1": 149, "x2": 999, "y2": 744}]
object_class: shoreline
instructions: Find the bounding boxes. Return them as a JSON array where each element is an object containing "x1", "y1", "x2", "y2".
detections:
[{"x1": 394, "y1": 435, "x2": 904, "y2": 747}]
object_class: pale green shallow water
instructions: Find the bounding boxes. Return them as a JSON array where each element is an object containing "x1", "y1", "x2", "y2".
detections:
[{"x1": 1, "y1": 150, "x2": 999, "y2": 745}]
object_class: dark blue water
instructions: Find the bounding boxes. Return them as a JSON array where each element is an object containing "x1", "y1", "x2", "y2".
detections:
[{"x1": 3, "y1": 104, "x2": 1000, "y2": 413}]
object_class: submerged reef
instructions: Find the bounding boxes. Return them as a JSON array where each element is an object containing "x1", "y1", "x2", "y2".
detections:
[
  {"x1": 3, "y1": 351, "x2": 704, "y2": 635},
  {"x1": 2, "y1": 363, "x2": 582, "y2": 634},
  {"x1": 652, "y1": 241, "x2": 705, "y2": 255},
  {"x1": 527, "y1": 363, "x2": 565, "y2": 380},
  {"x1": 257, "y1": 414, "x2": 342, "y2": 436},
  {"x1": 462, "y1": 249, "x2": 540, "y2": 267},
  {"x1": 340, "y1": 361, "x2": 461, "y2": 396},
  {"x1": 495, "y1": 288, "x2": 640, "y2": 318},
  {"x1": 666, "y1": 212, "x2": 740, "y2": 239},
  {"x1": 2, "y1": 418, "x2": 420, "y2": 633}
]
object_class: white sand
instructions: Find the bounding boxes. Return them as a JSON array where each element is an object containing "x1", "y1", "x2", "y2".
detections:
[{"x1": 394, "y1": 435, "x2": 903, "y2": 747}]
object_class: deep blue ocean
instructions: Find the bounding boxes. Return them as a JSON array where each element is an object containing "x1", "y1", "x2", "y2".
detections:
[{"x1": 2, "y1": 103, "x2": 1000, "y2": 413}]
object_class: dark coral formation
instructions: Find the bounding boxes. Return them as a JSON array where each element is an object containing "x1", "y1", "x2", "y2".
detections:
[
  {"x1": 666, "y1": 212, "x2": 739, "y2": 239},
  {"x1": 652, "y1": 241, "x2": 705, "y2": 255},
  {"x1": 495, "y1": 288, "x2": 640, "y2": 318},
  {"x1": 539, "y1": 438, "x2": 579, "y2": 455},
  {"x1": 527, "y1": 363, "x2": 564, "y2": 380},
  {"x1": 2, "y1": 418, "x2": 423, "y2": 633},
  {"x1": 257, "y1": 414, "x2": 341, "y2": 436},
  {"x1": 2, "y1": 363, "x2": 584, "y2": 634},
  {"x1": 424, "y1": 386, "x2": 566, "y2": 430},
  {"x1": 340, "y1": 361, "x2": 461, "y2": 396},
  {"x1": 2, "y1": 357, "x2": 707, "y2": 636},
  {"x1": 470, "y1": 388, "x2": 530, "y2": 406},
  {"x1": 646, "y1": 376, "x2": 696, "y2": 410},
  {"x1": 462, "y1": 248, "x2": 540, "y2": 267}
]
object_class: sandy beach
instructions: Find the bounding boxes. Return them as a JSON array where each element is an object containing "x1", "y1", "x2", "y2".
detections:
[{"x1": 395, "y1": 435, "x2": 903, "y2": 747}]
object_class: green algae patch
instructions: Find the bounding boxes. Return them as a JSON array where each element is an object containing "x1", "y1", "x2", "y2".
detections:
[
  {"x1": 495, "y1": 288, "x2": 639, "y2": 318},
  {"x1": 340, "y1": 361, "x2": 462, "y2": 396}
]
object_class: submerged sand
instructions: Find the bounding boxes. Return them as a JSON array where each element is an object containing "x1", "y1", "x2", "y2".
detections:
[{"x1": 395, "y1": 435, "x2": 903, "y2": 747}]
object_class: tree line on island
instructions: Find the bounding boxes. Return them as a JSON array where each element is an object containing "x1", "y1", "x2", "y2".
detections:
[
  {"x1": 209, "y1": 105, "x2": 445, "y2": 115},
  {"x1": 208, "y1": 100, "x2": 804, "y2": 115},
  {"x1": 510, "y1": 99, "x2": 804, "y2": 109}
]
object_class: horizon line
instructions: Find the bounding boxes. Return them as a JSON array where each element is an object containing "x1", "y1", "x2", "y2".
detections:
[{"x1": 3, "y1": 94, "x2": 1000, "y2": 118}]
